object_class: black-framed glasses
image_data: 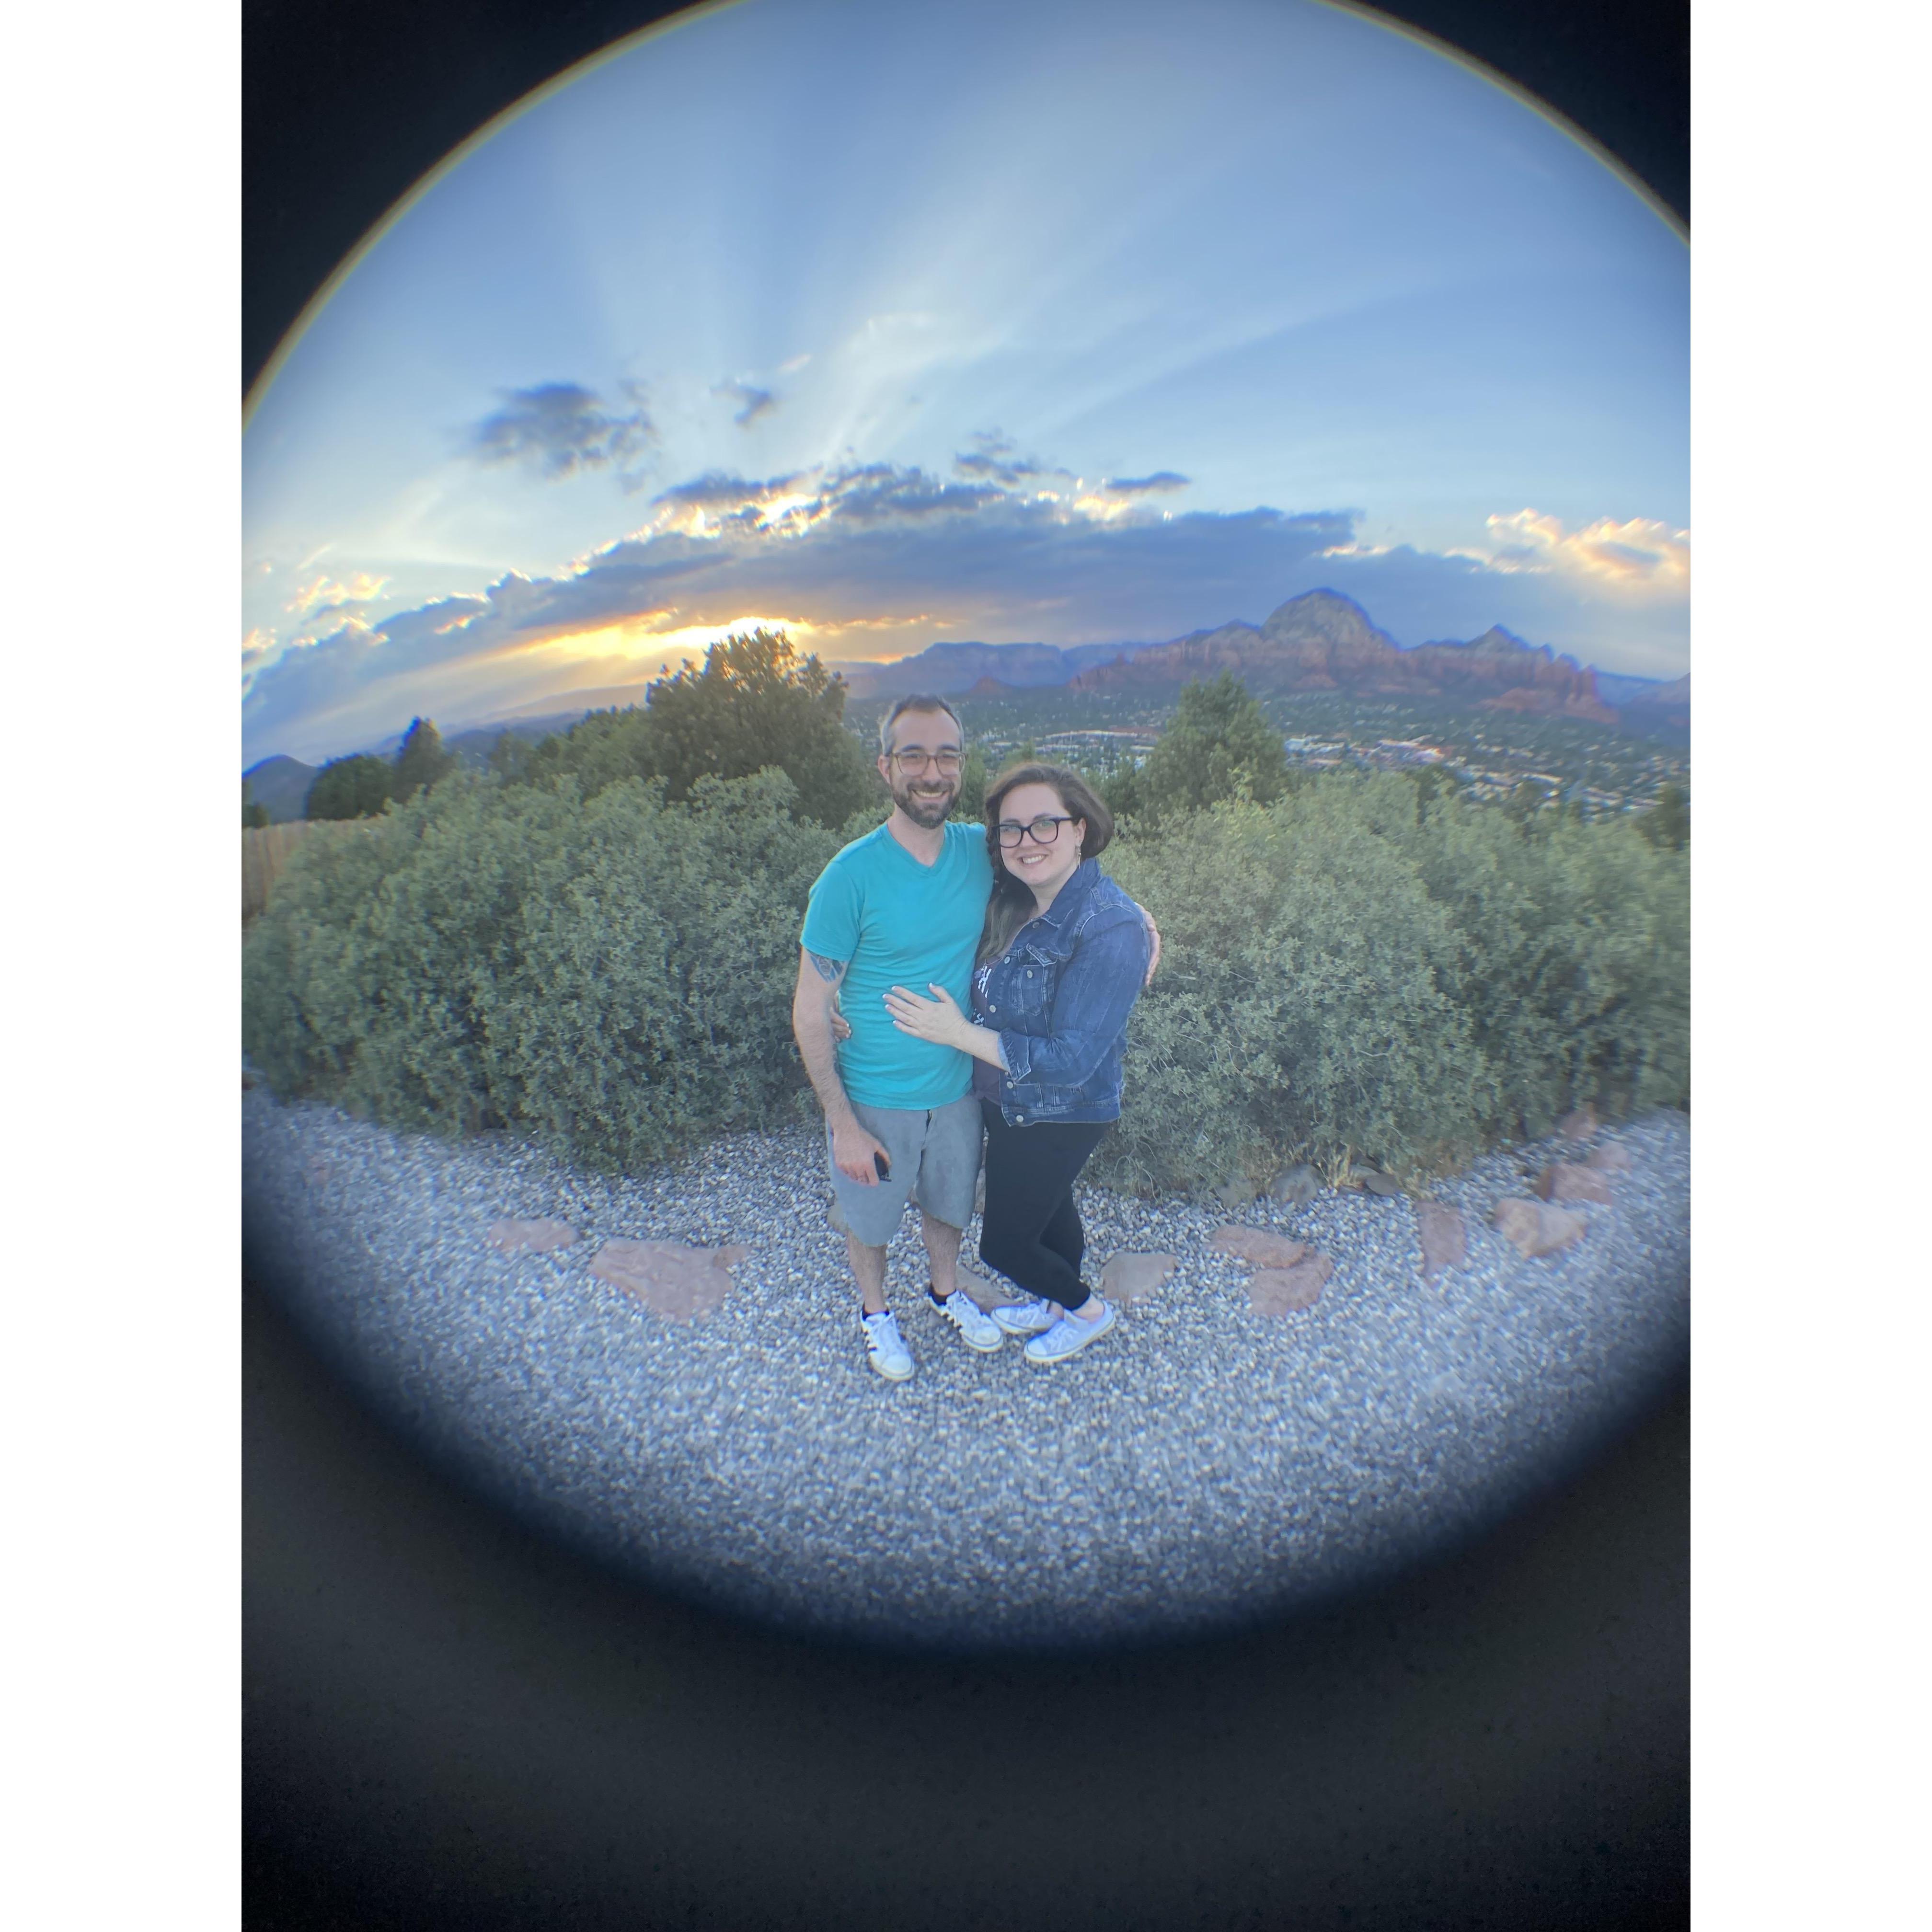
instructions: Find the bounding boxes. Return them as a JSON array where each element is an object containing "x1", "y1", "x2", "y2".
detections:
[
  {"x1": 996, "y1": 814, "x2": 1075, "y2": 849},
  {"x1": 890, "y1": 749, "x2": 963, "y2": 775}
]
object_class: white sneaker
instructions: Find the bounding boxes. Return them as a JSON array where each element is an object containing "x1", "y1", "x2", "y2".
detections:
[
  {"x1": 1023, "y1": 1295, "x2": 1117, "y2": 1364},
  {"x1": 861, "y1": 1309, "x2": 914, "y2": 1381},
  {"x1": 928, "y1": 1285, "x2": 1004, "y2": 1353},
  {"x1": 990, "y1": 1295, "x2": 1059, "y2": 1337}
]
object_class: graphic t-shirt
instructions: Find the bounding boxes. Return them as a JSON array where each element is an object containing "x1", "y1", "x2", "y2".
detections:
[{"x1": 800, "y1": 820, "x2": 993, "y2": 1109}]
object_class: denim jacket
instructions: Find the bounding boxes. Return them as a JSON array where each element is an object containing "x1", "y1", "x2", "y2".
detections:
[{"x1": 969, "y1": 858, "x2": 1152, "y2": 1126}]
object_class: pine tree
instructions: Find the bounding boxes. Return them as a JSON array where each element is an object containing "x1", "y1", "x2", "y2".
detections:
[
  {"x1": 1135, "y1": 672, "x2": 1289, "y2": 820},
  {"x1": 391, "y1": 717, "x2": 456, "y2": 801},
  {"x1": 1638, "y1": 781, "x2": 1690, "y2": 851}
]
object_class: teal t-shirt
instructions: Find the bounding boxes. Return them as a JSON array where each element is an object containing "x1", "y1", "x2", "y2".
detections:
[{"x1": 800, "y1": 820, "x2": 994, "y2": 1109}]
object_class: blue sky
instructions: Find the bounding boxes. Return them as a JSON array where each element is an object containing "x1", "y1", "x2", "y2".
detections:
[{"x1": 243, "y1": 0, "x2": 1687, "y2": 766}]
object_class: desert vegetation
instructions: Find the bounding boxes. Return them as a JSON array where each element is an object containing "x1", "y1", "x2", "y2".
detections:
[{"x1": 243, "y1": 632, "x2": 1688, "y2": 1193}]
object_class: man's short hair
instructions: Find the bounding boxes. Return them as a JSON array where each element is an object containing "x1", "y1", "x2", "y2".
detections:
[{"x1": 878, "y1": 694, "x2": 966, "y2": 758}]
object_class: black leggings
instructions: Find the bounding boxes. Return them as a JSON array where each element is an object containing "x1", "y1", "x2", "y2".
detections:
[{"x1": 978, "y1": 1102, "x2": 1111, "y2": 1311}]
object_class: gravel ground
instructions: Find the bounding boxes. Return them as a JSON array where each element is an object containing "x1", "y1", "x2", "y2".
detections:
[{"x1": 242, "y1": 1088, "x2": 1689, "y2": 1651}]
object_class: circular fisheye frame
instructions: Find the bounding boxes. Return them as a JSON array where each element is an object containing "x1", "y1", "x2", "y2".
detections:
[{"x1": 243, "y1": 0, "x2": 1688, "y2": 1651}]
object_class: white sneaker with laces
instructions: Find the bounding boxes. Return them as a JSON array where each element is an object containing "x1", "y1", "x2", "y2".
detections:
[
  {"x1": 928, "y1": 1286, "x2": 1004, "y2": 1352},
  {"x1": 990, "y1": 1295, "x2": 1059, "y2": 1337},
  {"x1": 1023, "y1": 1295, "x2": 1117, "y2": 1364},
  {"x1": 861, "y1": 1309, "x2": 914, "y2": 1381}
]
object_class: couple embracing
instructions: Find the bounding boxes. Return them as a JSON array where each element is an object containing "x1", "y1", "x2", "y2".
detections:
[{"x1": 791, "y1": 694, "x2": 1158, "y2": 1381}]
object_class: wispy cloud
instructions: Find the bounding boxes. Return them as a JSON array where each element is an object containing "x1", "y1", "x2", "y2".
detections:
[
  {"x1": 286, "y1": 570, "x2": 391, "y2": 620},
  {"x1": 952, "y1": 432, "x2": 1072, "y2": 490},
  {"x1": 1100, "y1": 472, "x2": 1190, "y2": 497},
  {"x1": 466, "y1": 380, "x2": 655, "y2": 481}
]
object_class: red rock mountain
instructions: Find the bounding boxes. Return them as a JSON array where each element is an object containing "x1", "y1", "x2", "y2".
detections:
[{"x1": 1068, "y1": 589, "x2": 1618, "y2": 723}]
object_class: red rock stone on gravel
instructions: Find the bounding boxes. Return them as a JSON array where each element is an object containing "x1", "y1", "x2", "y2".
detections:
[
  {"x1": 488, "y1": 1217, "x2": 580, "y2": 1254},
  {"x1": 1209, "y1": 1226, "x2": 1310, "y2": 1269},
  {"x1": 1532, "y1": 1163, "x2": 1614, "y2": 1205},
  {"x1": 1493, "y1": 1198, "x2": 1587, "y2": 1259},
  {"x1": 1557, "y1": 1104, "x2": 1601, "y2": 1141},
  {"x1": 1587, "y1": 1141, "x2": 1635, "y2": 1173},
  {"x1": 590, "y1": 1239, "x2": 749, "y2": 1322},
  {"x1": 1248, "y1": 1253, "x2": 1332, "y2": 1315},
  {"x1": 1099, "y1": 1251, "x2": 1179, "y2": 1308},
  {"x1": 1352, "y1": 1167, "x2": 1404, "y2": 1198},
  {"x1": 1416, "y1": 1202, "x2": 1467, "y2": 1277}
]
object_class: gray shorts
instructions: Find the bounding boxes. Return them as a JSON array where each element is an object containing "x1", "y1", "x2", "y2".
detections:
[{"x1": 826, "y1": 1095, "x2": 983, "y2": 1248}]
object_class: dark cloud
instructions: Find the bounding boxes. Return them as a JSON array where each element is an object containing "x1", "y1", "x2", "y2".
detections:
[
  {"x1": 244, "y1": 454, "x2": 1687, "y2": 762},
  {"x1": 1101, "y1": 472, "x2": 1190, "y2": 496},
  {"x1": 952, "y1": 432, "x2": 1075, "y2": 489},
  {"x1": 721, "y1": 381, "x2": 778, "y2": 427},
  {"x1": 816, "y1": 462, "x2": 1007, "y2": 522},
  {"x1": 467, "y1": 381, "x2": 654, "y2": 480}
]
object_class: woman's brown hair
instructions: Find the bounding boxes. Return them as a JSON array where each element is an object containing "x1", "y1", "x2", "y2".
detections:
[{"x1": 977, "y1": 761, "x2": 1116, "y2": 964}]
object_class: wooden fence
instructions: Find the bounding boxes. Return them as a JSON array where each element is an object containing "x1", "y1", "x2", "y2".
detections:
[
  {"x1": 245, "y1": 818, "x2": 380, "y2": 924},
  {"x1": 243, "y1": 821, "x2": 322, "y2": 924}
]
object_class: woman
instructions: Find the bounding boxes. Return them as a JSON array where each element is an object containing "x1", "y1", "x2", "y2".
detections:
[{"x1": 884, "y1": 763, "x2": 1151, "y2": 1363}]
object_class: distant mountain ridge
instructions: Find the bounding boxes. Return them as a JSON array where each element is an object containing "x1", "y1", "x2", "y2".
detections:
[
  {"x1": 826, "y1": 639, "x2": 1152, "y2": 697},
  {"x1": 248, "y1": 590, "x2": 1685, "y2": 777},
  {"x1": 243, "y1": 755, "x2": 318, "y2": 823},
  {"x1": 1067, "y1": 591, "x2": 1618, "y2": 723},
  {"x1": 829, "y1": 590, "x2": 1676, "y2": 729}
]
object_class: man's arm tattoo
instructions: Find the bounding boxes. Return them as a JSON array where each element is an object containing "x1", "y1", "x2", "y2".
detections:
[{"x1": 807, "y1": 951, "x2": 849, "y2": 985}]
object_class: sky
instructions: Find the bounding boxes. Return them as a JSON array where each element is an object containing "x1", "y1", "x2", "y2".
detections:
[{"x1": 242, "y1": 0, "x2": 1688, "y2": 768}]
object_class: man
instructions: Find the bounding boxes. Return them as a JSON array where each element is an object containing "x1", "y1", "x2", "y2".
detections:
[{"x1": 792, "y1": 695, "x2": 1003, "y2": 1380}]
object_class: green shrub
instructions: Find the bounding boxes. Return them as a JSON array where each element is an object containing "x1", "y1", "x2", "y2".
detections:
[
  {"x1": 243, "y1": 768, "x2": 840, "y2": 1167},
  {"x1": 244, "y1": 757, "x2": 1687, "y2": 1197},
  {"x1": 1097, "y1": 772, "x2": 1688, "y2": 1191},
  {"x1": 1391, "y1": 789, "x2": 1689, "y2": 1139},
  {"x1": 1101, "y1": 789, "x2": 1493, "y2": 1192}
]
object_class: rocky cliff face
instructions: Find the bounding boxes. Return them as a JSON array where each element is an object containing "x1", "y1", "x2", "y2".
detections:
[{"x1": 1070, "y1": 592, "x2": 1617, "y2": 721}]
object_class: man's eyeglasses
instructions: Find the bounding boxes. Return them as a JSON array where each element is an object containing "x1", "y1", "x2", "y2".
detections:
[
  {"x1": 889, "y1": 750, "x2": 963, "y2": 775},
  {"x1": 996, "y1": 814, "x2": 1076, "y2": 848}
]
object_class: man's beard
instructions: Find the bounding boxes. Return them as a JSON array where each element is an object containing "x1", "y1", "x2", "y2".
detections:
[{"x1": 891, "y1": 774, "x2": 956, "y2": 827}]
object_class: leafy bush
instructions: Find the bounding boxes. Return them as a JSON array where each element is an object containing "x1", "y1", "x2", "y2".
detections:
[
  {"x1": 243, "y1": 768, "x2": 840, "y2": 1167},
  {"x1": 1097, "y1": 772, "x2": 1688, "y2": 1192},
  {"x1": 246, "y1": 755, "x2": 1687, "y2": 1196}
]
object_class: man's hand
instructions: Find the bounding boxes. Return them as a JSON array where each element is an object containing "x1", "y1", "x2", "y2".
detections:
[
  {"x1": 830, "y1": 1117, "x2": 891, "y2": 1185},
  {"x1": 1141, "y1": 907, "x2": 1163, "y2": 986}
]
